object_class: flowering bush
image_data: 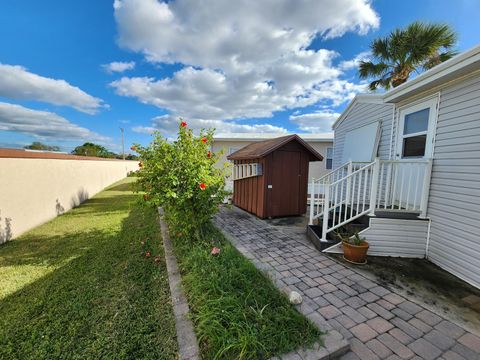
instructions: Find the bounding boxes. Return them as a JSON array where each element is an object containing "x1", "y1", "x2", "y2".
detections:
[{"x1": 134, "y1": 120, "x2": 229, "y2": 242}]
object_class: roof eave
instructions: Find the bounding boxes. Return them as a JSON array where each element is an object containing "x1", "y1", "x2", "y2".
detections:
[{"x1": 384, "y1": 44, "x2": 480, "y2": 103}]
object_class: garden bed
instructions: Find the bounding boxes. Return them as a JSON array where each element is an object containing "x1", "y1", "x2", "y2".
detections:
[{"x1": 171, "y1": 222, "x2": 323, "y2": 359}]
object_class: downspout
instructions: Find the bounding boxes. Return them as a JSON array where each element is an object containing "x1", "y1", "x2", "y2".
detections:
[{"x1": 425, "y1": 218, "x2": 432, "y2": 259}]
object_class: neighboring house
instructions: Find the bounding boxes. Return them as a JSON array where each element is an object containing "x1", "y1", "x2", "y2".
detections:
[
  {"x1": 212, "y1": 133, "x2": 334, "y2": 191},
  {"x1": 309, "y1": 45, "x2": 480, "y2": 289}
]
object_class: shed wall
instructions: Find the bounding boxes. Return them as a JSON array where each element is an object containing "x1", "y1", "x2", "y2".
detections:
[{"x1": 233, "y1": 158, "x2": 266, "y2": 217}]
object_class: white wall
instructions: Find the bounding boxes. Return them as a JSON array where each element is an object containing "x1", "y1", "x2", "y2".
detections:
[
  {"x1": 360, "y1": 217, "x2": 429, "y2": 258},
  {"x1": 425, "y1": 73, "x2": 480, "y2": 289},
  {"x1": 0, "y1": 158, "x2": 138, "y2": 242}
]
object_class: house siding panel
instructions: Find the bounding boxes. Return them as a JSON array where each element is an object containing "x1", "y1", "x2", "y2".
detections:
[
  {"x1": 333, "y1": 102, "x2": 394, "y2": 169},
  {"x1": 360, "y1": 218, "x2": 428, "y2": 258},
  {"x1": 427, "y1": 73, "x2": 480, "y2": 288}
]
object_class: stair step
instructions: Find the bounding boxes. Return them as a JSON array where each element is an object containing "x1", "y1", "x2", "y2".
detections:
[{"x1": 307, "y1": 225, "x2": 341, "y2": 251}]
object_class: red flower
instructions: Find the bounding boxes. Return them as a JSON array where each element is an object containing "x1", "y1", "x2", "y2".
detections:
[
  {"x1": 180, "y1": 121, "x2": 187, "y2": 127},
  {"x1": 211, "y1": 247, "x2": 221, "y2": 255},
  {"x1": 201, "y1": 137, "x2": 207, "y2": 144},
  {"x1": 130, "y1": 145, "x2": 136, "y2": 151},
  {"x1": 207, "y1": 151, "x2": 212, "y2": 158},
  {"x1": 199, "y1": 183, "x2": 206, "y2": 191},
  {"x1": 143, "y1": 194, "x2": 150, "y2": 201},
  {"x1": 138, "y1": 162, "x2": 143, "y2": 168},
  {"x1": 145, "y1": 251, "x2": 151, "y2": 258}
]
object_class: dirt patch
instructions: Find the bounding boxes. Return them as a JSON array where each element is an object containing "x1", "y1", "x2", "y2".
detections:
[{"x1": 330, "y1": 254, "x2": 480, "y2": 335}]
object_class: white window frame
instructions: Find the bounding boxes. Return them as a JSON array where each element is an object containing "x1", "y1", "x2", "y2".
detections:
[
  {"x1": 396, "y1": 97, "x2": 438, "y2": 160},
  {"x1": 325, "y1": 147, "x2": 334, "y2": 169}
]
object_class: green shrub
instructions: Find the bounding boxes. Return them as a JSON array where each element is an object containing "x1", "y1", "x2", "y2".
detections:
[{"x1": 134, "y1": 120, "x2": 229, "y2": 241}]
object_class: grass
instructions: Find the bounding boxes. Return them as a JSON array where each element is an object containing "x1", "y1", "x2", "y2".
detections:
[
  {"x1": 172, "y1": 223, "x2": 323, "y2": 359},
  {"x1": 0, "y1": 178, "x2": 178, "y2": 360}
]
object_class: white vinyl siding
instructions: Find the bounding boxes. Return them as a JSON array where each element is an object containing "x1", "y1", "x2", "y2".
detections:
[
  {"x1": 333, "y1": 102, "x2": 394, "y2": 169},
  {"x1": 426, "y1": 73, "x2": 480, "y2": 289},
  {"x1": 360, "y1": 218, "x2": 429, "y2": 258}
]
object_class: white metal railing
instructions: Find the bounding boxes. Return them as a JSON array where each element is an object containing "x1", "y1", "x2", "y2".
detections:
[
  {"x1": 309, "y1": 161, "x2": 369, "y2": 222},
  {"x1": 233, "y1": 163, "x2": 263, "y2": 180},
  {"x1": 309, "y1": 158, "x2": 432, "y2": 241}
]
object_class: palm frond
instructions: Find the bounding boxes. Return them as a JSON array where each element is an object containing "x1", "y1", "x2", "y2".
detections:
[
  {"x1": 368, "y1": 76, "x2": 392, "y2": 91},
  {"x1": 422, "y1": 50, "x2": 458, "y2": 70},
  {"x1": 370, "y1": 38, "x2": 391, "y2": 61},
  {"x1": 358, "y1": 61, "x2": 389, "y2": 79}
]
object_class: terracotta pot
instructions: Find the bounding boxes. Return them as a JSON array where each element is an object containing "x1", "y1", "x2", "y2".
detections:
[{"x1": 342, "y1": 241, "x2": 369, "y2": 264}]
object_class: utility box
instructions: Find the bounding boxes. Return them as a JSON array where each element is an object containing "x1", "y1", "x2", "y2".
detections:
[{"x1": 227, "y1": 135, "x2": 323, "y2": 218}]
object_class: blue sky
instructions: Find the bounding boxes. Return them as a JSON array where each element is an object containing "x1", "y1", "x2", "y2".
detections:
[{"x1": 0, "y1": 0, "x2": 478, "y2": 153}]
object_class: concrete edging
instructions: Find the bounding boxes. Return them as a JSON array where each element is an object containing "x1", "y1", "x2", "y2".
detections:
[
  {"x1": 217, "y1": 221, "x2": 350, "y2": 360},
  {"x1": 158, "y1": 208, "x2": 200, "y2": 360}
]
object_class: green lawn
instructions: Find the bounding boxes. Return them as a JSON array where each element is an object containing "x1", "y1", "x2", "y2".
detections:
[
  {"x1": 0, "y1": 178, "x2": 178, "y2": 360},
  {"x1": 173, "y1": 223, "x2": 323, "y2": 359}
]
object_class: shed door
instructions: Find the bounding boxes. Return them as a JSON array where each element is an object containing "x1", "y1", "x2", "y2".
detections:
[{"x1": 271, "y1": 150, "x2": 301, "y2": 217}]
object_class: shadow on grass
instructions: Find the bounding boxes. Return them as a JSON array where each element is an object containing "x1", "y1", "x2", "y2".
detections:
[{"x1": 0, "y1": 185, "x2": 177, "y2": 359}]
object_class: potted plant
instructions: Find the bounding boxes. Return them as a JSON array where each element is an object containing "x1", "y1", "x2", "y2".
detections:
[{"x1": 341, "y1": 232, "x2": 369, "y2": 264}]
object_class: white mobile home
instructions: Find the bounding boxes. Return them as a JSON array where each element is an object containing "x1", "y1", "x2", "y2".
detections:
[{"x1": 309, "y1": 45, "x2": 480, "y2": 289}]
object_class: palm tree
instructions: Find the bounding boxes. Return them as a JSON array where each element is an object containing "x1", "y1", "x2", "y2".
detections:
[{"x1": 359, "y1": 21, "x2": 458, "y2": 91}]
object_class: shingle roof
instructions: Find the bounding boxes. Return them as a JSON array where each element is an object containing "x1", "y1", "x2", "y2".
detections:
[{"x1": 226, "y1": 134, "x2": 324, "y2": 161}]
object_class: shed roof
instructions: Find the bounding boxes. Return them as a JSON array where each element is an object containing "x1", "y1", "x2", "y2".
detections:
[{"x1": 226, "y1": 134, "x2": 323, "y2": 161}]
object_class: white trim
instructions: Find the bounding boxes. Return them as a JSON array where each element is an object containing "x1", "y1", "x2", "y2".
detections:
[
  {"x1": 425, "y1": 218, "x2": 432, "y2": 259},
  {"x1": 384, "y1": 44, "x2": 480, "y2": 103},
  {"x1": 394, "y1": 96, "x2": 439, "y2": 160}
]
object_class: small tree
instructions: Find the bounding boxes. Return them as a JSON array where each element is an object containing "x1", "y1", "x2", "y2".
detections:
[
  {"x1": 134, "y1": 120, "x2": 229, "y2": 241},
  {"x1": 24, "y1": 142, "x2": 60, "y2": 151},
  {"x1": 359, "y1": 21, "x2": 457, "y2": 90},
  {"x1": 71, "y1": 142, "x2": 114, "y2": 158}
]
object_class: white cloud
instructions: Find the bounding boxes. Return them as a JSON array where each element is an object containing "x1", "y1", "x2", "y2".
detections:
[
  {"x1": 289, "y1": 110, "x2": 341, "y2": 133},
  {"x1": 102, "y1": 61, "x2": 136, "y2": 73},
  {"x1": 114, "y1": 0, "x2": 379, "y2": 69},
  {"x1": 0, "y1": 102, "x2": 110, "y2": 142},
  {"x1": 132, "y1": 114, "x2": 288, "y2": 137},
  {"x1": 0, "y1": 64, "x2": 105, "y2": 114},
  {"x1": 112, "y1": 0, "x2": 379, "y2": 131},
  {"x1": 339, "y1": 51, "x2": 371, "y2": 71}
]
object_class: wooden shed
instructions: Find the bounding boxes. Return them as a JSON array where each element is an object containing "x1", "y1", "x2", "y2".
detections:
[{"x1": 227, "y1": 135, "x2": 323, "y2": 218}]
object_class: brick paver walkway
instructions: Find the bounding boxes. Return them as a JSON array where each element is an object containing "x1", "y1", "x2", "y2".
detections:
[{"x1": 214, "y1": 206, "x2": 480, "y2": 360}]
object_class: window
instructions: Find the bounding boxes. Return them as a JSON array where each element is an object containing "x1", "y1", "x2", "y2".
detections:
[
  {"x1": 401, "y1": 108, "x2": 430, "y2": 158},
  {"x1": 326, "y1": 147, "x2": 333, "y2": 169}
]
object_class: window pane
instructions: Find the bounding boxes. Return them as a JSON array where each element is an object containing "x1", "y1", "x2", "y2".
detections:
[
  {"x1": 404, "y1": 108, "x2": 429, "y2": 135},
  {"x1": 402, "y1": 135, "x2": 426, "y2": 157},
  {"x1": 326, "y1": 147, "x2": 333, "y2": 158},
  {"x1": 326, "y1": 158, "x2": 333, "y2": 169}
]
